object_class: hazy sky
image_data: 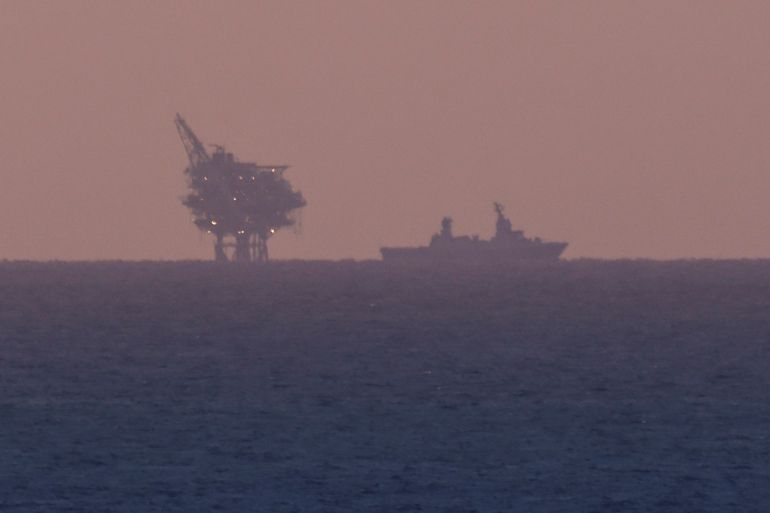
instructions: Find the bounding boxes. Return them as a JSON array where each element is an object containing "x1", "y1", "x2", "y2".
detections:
[{"x1": 1, "y1": 1, "x2": 769, "y2": 260}]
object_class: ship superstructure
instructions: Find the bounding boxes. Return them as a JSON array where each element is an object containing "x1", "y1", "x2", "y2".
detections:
[{"x1": 380, "y1": 203, "x2": 567, "y2": 262}]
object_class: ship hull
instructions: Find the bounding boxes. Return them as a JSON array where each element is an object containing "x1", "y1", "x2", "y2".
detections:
[{"x1": 380, "y1": 241, "x2": 567, "y2": 262}]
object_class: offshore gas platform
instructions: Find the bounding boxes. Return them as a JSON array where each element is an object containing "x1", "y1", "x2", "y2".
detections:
[{"x1": 175, "y1": 114, "x2": 306, "y2": 263}]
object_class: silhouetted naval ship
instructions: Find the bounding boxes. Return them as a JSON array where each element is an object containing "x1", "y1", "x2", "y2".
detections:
[{"x1": 380, "y1": 203, "x2": 568, "y2": 262}]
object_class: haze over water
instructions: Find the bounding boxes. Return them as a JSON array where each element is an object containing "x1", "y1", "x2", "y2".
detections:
[{"x1": 1, "y1": 1, "x2": 769, "y2": 261}]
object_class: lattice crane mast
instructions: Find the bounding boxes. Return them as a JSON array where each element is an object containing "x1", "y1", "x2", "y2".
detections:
[{"x1": 174, "y1": 113, "x2": 210, "y2": 169}]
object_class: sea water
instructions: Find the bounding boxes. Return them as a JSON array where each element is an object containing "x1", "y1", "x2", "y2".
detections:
[{"x1": 0, "y1": 260, "x2": 768, "y2": 512}]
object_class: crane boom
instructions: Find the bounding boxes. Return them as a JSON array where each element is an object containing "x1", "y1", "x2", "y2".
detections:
[{"x1": 175, "y1": 113, "x2": 210, "y2": 168}]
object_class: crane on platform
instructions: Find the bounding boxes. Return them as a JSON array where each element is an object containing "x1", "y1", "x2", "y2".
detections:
[{"x1": 175, "y1": 114, "x2": 210, "y2": 169}]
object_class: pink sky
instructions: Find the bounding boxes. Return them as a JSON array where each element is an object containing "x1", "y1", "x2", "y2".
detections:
[{"x1": 1, "y1": 1, "x2": 768, "y2": 260}]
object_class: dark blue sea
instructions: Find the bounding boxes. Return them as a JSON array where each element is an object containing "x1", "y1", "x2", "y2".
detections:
[{"x1": 1, "y1": 260, "x2": 768, "y2": 512}]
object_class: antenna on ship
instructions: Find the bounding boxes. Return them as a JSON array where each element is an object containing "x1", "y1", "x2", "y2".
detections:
[{"x1": 493, "y1": 202, "x2": 514, "y2": 240}]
